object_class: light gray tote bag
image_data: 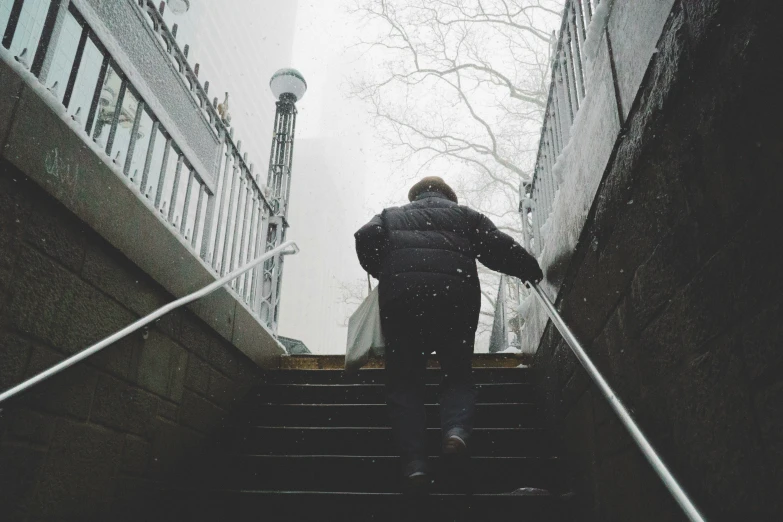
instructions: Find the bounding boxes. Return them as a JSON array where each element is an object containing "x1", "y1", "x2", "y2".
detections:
[{"x1": 345, "y1": 278, "x2": 385, "y2": 373}]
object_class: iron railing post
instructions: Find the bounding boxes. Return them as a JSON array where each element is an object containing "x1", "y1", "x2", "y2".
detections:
[{"x1": 31, "y1": 0, "x2": 67, "y2": 79}]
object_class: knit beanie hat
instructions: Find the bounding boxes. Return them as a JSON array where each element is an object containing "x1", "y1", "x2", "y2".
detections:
[{"x1": 408, "y1": 176, "x2": 458, "y2": 204}]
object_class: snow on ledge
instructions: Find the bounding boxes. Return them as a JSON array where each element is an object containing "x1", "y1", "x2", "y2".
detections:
[{"x1": 583, "y1": 0, "x2": 615, "y2": 72}]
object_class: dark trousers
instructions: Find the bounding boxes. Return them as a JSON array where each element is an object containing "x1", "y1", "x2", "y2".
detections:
[{"x1": 381, "y1": 305, "x2": 477, "y2": 468}]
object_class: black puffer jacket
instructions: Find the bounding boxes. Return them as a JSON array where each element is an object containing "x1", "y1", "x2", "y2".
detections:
[{"x1": 354, "y1": 192, "x2": 542, "y2": 320}]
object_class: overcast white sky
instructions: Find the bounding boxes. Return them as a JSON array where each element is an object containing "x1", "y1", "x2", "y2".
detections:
[
  {"x1": 283, "y1": 0, "x2": 404, "y2": 353},
  {"x1": 291, "y1": 0, "x2": 408, "y2": 211}
]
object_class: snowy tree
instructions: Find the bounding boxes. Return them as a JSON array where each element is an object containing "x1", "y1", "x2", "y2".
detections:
[{"x1": 344, "y1": 0, "x2": 563, "y2": 349}]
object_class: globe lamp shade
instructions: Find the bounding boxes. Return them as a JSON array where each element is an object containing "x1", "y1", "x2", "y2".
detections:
[
  {"x1": 167, "y1": 0, "x2": 190, "y2": 15},
  {"x1": 270, "y1": 69, "x2": 307, "y2": 102}
]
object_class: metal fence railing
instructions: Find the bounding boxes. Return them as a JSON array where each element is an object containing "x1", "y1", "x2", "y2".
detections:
[
  {"x1": 521, "y1": 0, "x2": 604, "y2": 257},
  {"x1": 1, "y1": 0, "x2": 284, "y2": 330}
]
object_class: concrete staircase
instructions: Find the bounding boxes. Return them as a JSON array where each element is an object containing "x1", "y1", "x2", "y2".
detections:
[{"x1": 155, "y1": 355, "x2": 574, "y2": 520}]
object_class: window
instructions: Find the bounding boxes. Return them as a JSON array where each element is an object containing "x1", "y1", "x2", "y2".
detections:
[
  {"x1": 6, "y1": 0, "x2": 48, "y2": 59},
  {"x1": 109, "y1": 87, "x2": 140, "y2": 167},
  {"x1": 44, "y1": 11, "x2": 82, "y2": 103},
  {"x1": 66, "y1": 36, "x2": 103, "y2": 127},
  {"x1": 91, "y1": 64, "x2": 122, "y2": 149},
  {"x1": 126, "y1": 108, "x2": 154, "y2": 184}
]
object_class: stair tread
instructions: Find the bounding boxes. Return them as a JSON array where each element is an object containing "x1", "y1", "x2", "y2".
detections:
[
  {"x1": 157, "y1": 487, "x2": 572, "y2": 521},
  {"x1": 212, "y1": 454, "x2": 558, "y2": 460},
  {"x1": 279, "y1": 353, "x2": 532, "y2": 369},
  {"x1": 167, "y1": 487, "x2": 558, "y2": 497},
  {"x1": 262, "y1": 367, "x2": 530, "y2": 384},
  {"x1": 256, "y1": 401, "x2": 535, "y2": 406},
  {"x1": 180, "y1": 454, "x2": 562, "y2": 494},
  {"x1": 215, "y1": 425, "x2": 555, "y2": 457},
  {"x1": 235, "y1": 423, "x2": 541, "y2": 429},
  {"x1": 254, "y1": 380, "x2": 528, "y2": 388},
  {"x1": 244, "y1": 402, "x2": 543, "y2": 428}
]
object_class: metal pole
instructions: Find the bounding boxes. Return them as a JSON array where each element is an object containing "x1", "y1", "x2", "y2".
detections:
[
  {"x1": 211, "y1": 145, "x2": 234, "y2": 265},
  {"x1": 528, "y1": 282, "x2": 706, "y2": 522},
  {"x1": 264, "y1": 95, "x2": 298, "y2": 331},
  {"x1": 0, "y1": 241, "x2": 299, "y2": 405}
]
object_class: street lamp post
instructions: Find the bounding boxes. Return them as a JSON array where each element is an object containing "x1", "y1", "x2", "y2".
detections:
[{"x1": 258, "y1": 68, "x2": 306, "y2": 332}]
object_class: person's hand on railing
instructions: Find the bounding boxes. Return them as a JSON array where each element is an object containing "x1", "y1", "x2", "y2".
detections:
[{"x1": 521, "y1": 253, "x2": 544, "y2": 284}]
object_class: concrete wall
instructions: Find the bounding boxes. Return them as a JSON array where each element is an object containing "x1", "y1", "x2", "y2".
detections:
[
  {"x1": 0, "y1": 160, "x2": 264, "y2": 521},
  {"x1": 532, "y1": 0, "x2": 783, "y2": 520},
  {"x1": 0, "y1": 23, "x2": 286, "y2": 520}
]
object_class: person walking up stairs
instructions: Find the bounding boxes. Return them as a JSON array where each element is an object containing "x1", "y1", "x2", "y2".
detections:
[{"x1": 354, "y1": 176, "x2": 544, "y2": 493}]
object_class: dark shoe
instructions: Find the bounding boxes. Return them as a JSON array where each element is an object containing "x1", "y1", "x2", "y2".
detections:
[
  {"x1": 443, "y1": 433, "x2": 467, "y2": 455},
  {"x1": 405, "y1": 471, "x2": 430, "y2": 492},
  {"x1": 403, "y1": 461, "x2": 432, "y2": 495},
  {"x1": 441, "y1": 431, "x2": 471, "y2": 494}
]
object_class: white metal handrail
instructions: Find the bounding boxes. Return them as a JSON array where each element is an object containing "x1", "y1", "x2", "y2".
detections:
[
  {"x1": 528, "y1": 282, "x2": 706, "y2": 522},
  {"x1": 0, "y1": 241, "x2": 299, "y2": 405}
]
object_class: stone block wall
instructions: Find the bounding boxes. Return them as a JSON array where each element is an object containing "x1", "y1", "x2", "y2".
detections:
[
  {"x1": 534, "y1": 0, "x2": 783, "y2": 520},
  {"x1": 0, "y1": 160, "x2": 264, "y2": 521}
]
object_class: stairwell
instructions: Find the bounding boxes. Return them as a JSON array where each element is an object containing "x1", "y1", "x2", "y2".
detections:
[{"x1": 146, "y1": 354, "x2": 576, "y2": 521}]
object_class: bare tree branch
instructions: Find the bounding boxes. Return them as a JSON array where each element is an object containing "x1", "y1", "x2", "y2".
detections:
[{"x1": 345, "y1": 0, "x2": 564, "y2": 340}]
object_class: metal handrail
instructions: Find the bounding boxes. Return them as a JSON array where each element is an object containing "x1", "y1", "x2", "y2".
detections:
[
  {"x1": 528, "y1": 282, "x2": 706, "y2": 522},
  {"x1": 0, "y1": 241, "x2": 299, "y2": 405}
]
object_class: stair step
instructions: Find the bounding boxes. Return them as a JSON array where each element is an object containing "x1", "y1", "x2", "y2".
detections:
[
  {"x1": 183, "y1": 455, "x2": 561, "y2": 493},
  {"x1": 216, "y1": 426, "x2": 555, "y2": 457},
  {"x1": 261, "y1": 367, "x2": 530, "y2": 385},
  {"x1": 248, "y1": 403, "x2": 542, "y2": 428},
  {"x1": 280, "y1": 353, "x2": 532, "y2": 369},
  {"x1": 106, "y1": 355, "x2": 576, "y2": 520},
  {"x1": 247, "y1": 382, "x2": 534, "y2": 404},
  {"x1": 157, "y1": 489, "x2": 572, "y2": 521}
]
